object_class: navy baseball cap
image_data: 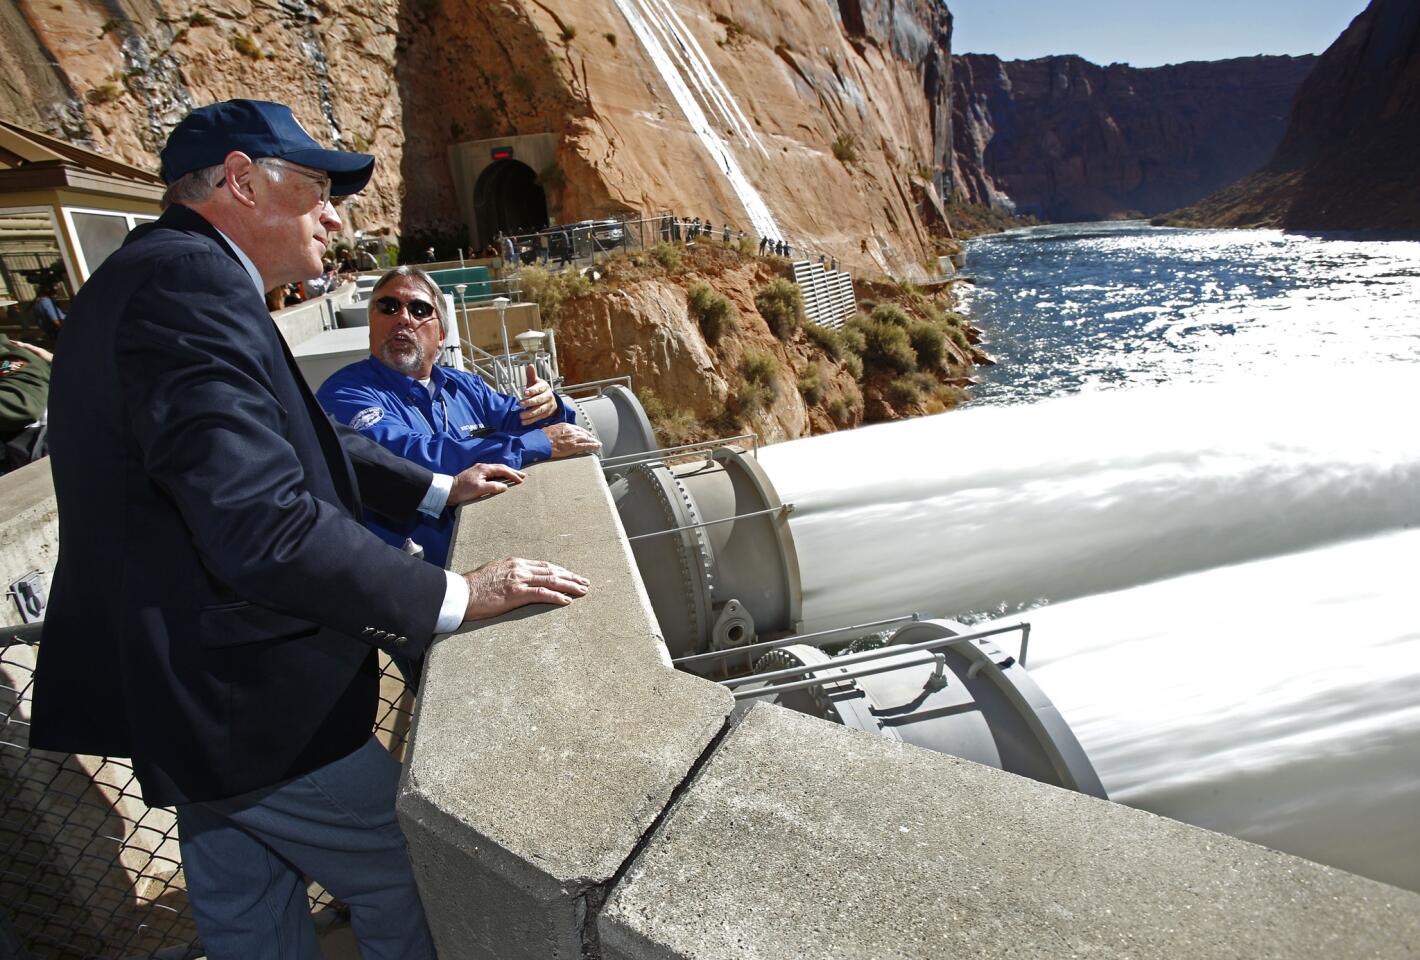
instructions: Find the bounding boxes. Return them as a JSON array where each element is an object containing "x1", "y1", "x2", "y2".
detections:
[{"x1": 160, "y1": 99, "x2": 374, "y2": 197}]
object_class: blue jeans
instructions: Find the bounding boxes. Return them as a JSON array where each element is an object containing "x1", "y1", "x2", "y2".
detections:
[{"x1": 175, "y1": 737, "x2": 436, "y2": 960}]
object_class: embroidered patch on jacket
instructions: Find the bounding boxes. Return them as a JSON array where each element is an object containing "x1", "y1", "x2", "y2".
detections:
[{"x1": 349, "y1": 406, "x2": 384, "y2": 430}]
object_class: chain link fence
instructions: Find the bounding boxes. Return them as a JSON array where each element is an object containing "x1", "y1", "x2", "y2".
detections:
[{"x1": 1, "y1": 631, "x2": 416, "y2": 958}]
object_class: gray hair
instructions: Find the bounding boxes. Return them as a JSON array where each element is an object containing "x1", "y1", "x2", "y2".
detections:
[
  {"x1": 161, "y1": 163, "x2": 224, "y2": 210},
  {"x1": 369, "y1": 265, "x2": 450, "y2": 334},
  {"x1": 159, "y1": 157, "x2": 295, "y2": 211}
]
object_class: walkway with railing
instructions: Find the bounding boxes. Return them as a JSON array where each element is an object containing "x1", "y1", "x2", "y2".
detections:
[{"x1": 490, "y1": 212, "x2": 849, "y2": 279}]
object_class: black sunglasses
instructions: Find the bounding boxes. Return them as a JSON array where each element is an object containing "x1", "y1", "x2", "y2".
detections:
[{"x1": 374, "y1": 295, "x2": 436, "y2": 321}]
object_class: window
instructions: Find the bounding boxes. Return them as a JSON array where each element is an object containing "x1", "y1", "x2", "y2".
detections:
[{"x1": 61, "y1": 208, "x2": 160, "y2": 280}]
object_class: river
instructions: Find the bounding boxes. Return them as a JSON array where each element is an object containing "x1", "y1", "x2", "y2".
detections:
[{"x1": 958, "y1": 220, "x2": 1420, "y2": 405}]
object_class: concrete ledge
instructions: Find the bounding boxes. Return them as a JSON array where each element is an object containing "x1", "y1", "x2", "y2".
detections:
[
  {"x1": 0, "y1": 460, "x2": 57, "y2": 629},
  {"x1": 397, "y1": 455, "x2": 734, "y2": 959},
  {"x1": 600, "y1": 703, "x2": 1420, "y2": 959}
]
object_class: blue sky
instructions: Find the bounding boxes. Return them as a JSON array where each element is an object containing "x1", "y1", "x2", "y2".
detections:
[{"x1": 946, "y1": 0, "x2": 1372, "y2": 67}]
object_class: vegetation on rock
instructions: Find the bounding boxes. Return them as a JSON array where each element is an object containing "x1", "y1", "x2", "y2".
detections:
[
  {"x1": 517, "y1": 266, "x2": 590, "y2": 327},
  {"x1": 549, "y1": 240, "x2": 981, "y2": 446},
  {"x1": 754, "y1": 278, "x2": 804, "y2": 338},
  {"x1": 687, "y1": 282, "x2": 737, "y2": 345}
]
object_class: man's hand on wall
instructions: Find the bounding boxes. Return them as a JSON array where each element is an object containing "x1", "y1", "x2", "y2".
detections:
[
  {"x1": 518, "y1": 377, "x2": 560, "y2": 425},
  {"x1": 461, "y1": 557, "x2": 590, "y2": 620},
  {"x1": 450, "y1": 462, "x2": 525, "y2": 504},
  {"x1": 541, "y1": 423, "x2": 601, "y2": 459}
]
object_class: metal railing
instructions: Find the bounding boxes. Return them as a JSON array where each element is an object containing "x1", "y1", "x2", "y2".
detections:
[
  {"x1": 723, "y1": 621, "x2": 1033, "y2": 702},
  {"x1": 492, "y1": 212, "x2": 846, "y2": 277},
  {"x1": 0, "y1": 628, "x2": 418, "y2": 958}
]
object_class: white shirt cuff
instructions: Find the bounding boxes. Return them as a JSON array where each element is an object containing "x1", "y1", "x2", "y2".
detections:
[
  {"x1": 436, "y1": 569, "x2": 469, "y2": 634},
  {"x1": 420, "y1": 473, "x2": 453, "y2": 517}
]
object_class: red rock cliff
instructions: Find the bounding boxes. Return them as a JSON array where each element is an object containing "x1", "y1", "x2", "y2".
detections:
[
  {"x1": 950, "y1": 53, "x2": 1316, "y2": 221},
  {"x1": 1, "y1": 0, "x2": 959, "y2": 275},
  {"x1": 1165, "y1": 0, "x2": 1420, "y2": 229}
]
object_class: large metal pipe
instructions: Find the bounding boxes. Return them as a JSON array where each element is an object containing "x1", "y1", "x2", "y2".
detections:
[
  {"x1": 610, "y1": 447, "x2": 802, "y2": 668},
  {"x1": 610, "y1": 443, "x2": 1106, "y2": 798},
  {"x1": 572, "y1": 384, "x2": 659, "y2": 469},
  {"x1": 736, "y1": 621, "x2": 1105, "y2": 797}
]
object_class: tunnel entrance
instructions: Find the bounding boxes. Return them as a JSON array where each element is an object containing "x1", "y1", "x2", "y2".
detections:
[{"x1": 474, "y1": 160, "x2": 548, "y2": 245}]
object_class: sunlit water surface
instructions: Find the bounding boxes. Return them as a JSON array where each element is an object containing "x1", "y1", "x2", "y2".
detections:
[
  {"x1": 959, "y1": 221, "x2": 1420, "y2": 404},
  {"x1": 755, "y1": 224, "x2": 1420, "y2": 889}
]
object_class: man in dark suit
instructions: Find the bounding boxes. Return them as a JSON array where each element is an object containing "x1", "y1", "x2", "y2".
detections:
[{"x1": 30, "y1": 100, "x2": 589, "y2": 959}]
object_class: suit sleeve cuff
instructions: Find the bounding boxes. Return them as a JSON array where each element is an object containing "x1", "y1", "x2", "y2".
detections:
[
  {"x1": 420, "y1": 472, "x2": 453, "y2": 517},
  {"x1": 436, "y1": 569, "x2": 468, "y2": 634}
]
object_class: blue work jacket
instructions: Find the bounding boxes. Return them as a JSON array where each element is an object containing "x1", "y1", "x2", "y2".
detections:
[{"x1": 317, "y1": 356, "x2": 577, "y2": 565}]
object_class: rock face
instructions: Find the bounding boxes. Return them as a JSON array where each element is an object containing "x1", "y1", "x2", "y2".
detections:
[
  {"x1": 1165, "y1": 0, "x2": 1420, "y2": 229},
  {"x1": 2, "y1": 0, "x2": 959, "y2": 275},
  {"x1": 950, "y1": 53, "x2": 1317, "y2": 221},
  {"x1": 2, "y1": 0, "x2": 413, "y2": 237}
]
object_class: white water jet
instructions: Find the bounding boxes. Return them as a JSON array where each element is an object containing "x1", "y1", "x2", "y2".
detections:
[
  {"x1": 756, "y1": 366, "x2": 1420, "y2": 631},
  {"x1": 612, "y1": 0, "x2": 781, "y2": 238},
  {"x1": 1007, "y1": 529, "x2": 1420, "y2": 892}
]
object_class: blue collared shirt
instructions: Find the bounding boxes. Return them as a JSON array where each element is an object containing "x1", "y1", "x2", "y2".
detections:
[{"x1": 316, "y1": 356, "x2": 577, "y2": 565}]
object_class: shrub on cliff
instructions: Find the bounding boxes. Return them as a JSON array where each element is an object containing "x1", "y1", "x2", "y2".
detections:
[
  {"x1": 755, "y1": 278, "x2": 804, "y2": 338},
  {"x1": 870, "y1": 303, "x2": 911, "y2": 328},
  {"x1": 884, "y1": 375, "x2": 925, "y2": 407},
  {"x1": 742, "y1": 349, "x2": 780, "y2": 388},
  {"x1": 804, "y1": 322, "x2": 843, "y2": 358},
  {"x1": 849, "y1": 317, "x2": 916, "y2": 374},
  {"x1": 884, "y1": 372, "x2": 942, "y2": 408},
  {"x1": 637, "y1": 390, "x2": 699, "y2": 447},
  {"x1": 832, "y1": 131, "x2": 859, "y2": 165},
  {"x1": 518, "y1": 266, "x2": 590, "y2": 327},
  {"x1": 797, "y1": 363, "x2": 825, "y2": 405},
  {"x1": 833, "y1": 322, "x2": 867, "y2": 380},
  {"x1": 908, "y1": 321, "x2": 947, "y2": 370},
  {"x1": 828, "y1": 382, "x2": 862, "y2": 426},
  {"x1": 231, "y1": 35, "x2": 264, "y2": 60},
  {"x1": 687, "y1": 282, "x2": 737, "y2": 345},
  {"x1": 735, "y1": 349, "x2": 781, "y2": 415},
  {"x1": 650, "y1": 242, "x2": 682, "y2": 272}
]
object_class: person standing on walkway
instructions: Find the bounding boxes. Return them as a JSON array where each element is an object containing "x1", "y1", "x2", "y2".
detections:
[
  {"x1": 29, "y1": 282, "x2": 65, "y2": 345},
  {"x1": 30, "y1": 99, "x2": 589, "y2": 960}
]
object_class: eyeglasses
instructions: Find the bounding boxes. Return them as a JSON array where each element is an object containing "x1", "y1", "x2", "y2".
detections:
[
  {"x1": 261, "y1": 158, "x2": 332, "y2": 205},
  {"x1": 374, "y1": 295, "x2": 437, "y2": 323}
]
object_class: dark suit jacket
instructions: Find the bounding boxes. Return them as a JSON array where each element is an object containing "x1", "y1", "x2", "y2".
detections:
[{"x1": 31, "y1": 205, "x2": 449, "y2": 807}]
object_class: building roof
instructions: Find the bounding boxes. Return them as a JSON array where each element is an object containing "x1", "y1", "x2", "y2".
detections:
[{"x1": 0, "y1": 118, "x2": 164, "y2": 201}]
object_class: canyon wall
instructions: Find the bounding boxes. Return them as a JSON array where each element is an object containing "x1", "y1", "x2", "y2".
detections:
[
  {"x1": 2, "y1": 0, "x2": 958, "y2": 274},
  {"x1": 1164, "y1": 0, "x2": 1420, "y2": 230},
  {"x1": 951, "y1": 53, "x2": 1317, "y2": 222}
]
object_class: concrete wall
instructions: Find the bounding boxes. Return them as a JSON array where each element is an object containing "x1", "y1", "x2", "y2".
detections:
[
  {"x1": 0, "y1": 459, "x2": 57, "y2": 629},
  {"x1": 404, "y1": 455, "x2": 1420, "y2": 959},
  {"x1": 397, "y1": 454, "x2": 732, "y2": 959}
]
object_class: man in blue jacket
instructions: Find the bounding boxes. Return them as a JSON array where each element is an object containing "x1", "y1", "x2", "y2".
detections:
[
  {"x1": 317, "y1": 265, "x2": 601, "y2": 565},
  {"x1": 31, "y1": 100, "x2": 590, "y2": 960}
]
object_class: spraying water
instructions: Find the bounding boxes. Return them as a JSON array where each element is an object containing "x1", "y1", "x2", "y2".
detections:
[
  {"x1": 1007, "y1": 529, "x2": 1420, "y2": 892},
  {"x1": 757, "y1": 366, "x2": 1420, "y2": 631},
  {"x1": 612, "y1": 0, "x2": 782, "y2": 239}
]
